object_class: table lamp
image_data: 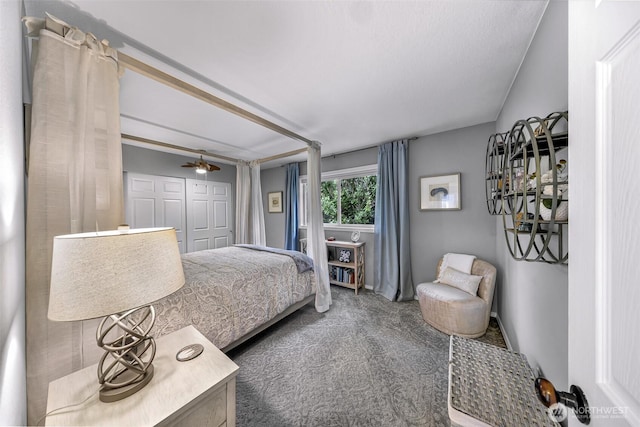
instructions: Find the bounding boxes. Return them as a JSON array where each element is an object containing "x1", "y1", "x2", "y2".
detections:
[{"x1": 48, "y1": 227, "x2": 185, "y2": 402}]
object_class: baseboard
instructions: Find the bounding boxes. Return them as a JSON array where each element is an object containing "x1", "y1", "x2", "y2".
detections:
[{"x1": 491, "y1": 312, "x2": 513, "y2": 351}]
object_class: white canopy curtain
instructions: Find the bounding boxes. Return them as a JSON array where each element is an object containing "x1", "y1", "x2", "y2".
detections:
[
  {"x1": 250, "y1": 161, "x2": 267, "y2": 245},
  {"x1": 307, "y1": 143, "x2": 332, "y2": 312},
  {"x1": 23, "y1": 15, "x2": 124, "y2": 424},
  {"x1": 235, "y1": 161, "x2": 251, "y2": 244},
  {"x1": 235, "y1": 160, "x2": 266, "y2": 245}
]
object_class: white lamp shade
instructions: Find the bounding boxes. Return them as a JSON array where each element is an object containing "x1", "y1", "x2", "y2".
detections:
[{"x1": 48, "y1": 227, "x2": 185, "y2": 321}]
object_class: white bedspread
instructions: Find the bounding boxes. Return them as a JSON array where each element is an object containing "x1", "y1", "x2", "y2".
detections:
[{"x1": 153, "y1": 246, "x2": 316, "y2": 349}]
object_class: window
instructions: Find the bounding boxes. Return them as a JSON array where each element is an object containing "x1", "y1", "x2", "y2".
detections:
[{"x1": 299, "y1": 165, "x2": 377, "y2": 230}]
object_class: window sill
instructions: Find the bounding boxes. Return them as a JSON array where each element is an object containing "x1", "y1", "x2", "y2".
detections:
[{"x1": 299, "y1": 225, "x2": 374, "y2": 233}]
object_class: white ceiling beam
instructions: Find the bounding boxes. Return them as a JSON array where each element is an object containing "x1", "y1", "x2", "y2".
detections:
[
  {"x1": 118, "y1": 52, "x2": 313, "y2": 147},
  {"x1": 255, "y1": 147, "x2": 308, "y2": 164},
  {"x1": 121, "y1": 133, "x2": 240, "y2": 163}
]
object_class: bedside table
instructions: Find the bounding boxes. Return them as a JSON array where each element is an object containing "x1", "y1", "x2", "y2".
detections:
[{"x1": 46, "y1": 325, "x2": 239, "y2": 426}]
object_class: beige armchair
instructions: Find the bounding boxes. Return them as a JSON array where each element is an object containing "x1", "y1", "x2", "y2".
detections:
[{"x1": 416, "y1": 257, "x2": 496, "y2": 338}]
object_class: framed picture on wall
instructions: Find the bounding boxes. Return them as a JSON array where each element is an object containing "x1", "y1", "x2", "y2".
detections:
[
  {"x1": 419, "y1": 173, "x2": 461, "y2": 211},
  {"x1": 268, "y1": 191, "x2": 283, "y2": 213}
]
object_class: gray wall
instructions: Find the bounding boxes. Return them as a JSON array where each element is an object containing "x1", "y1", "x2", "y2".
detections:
[
  {"x1": 261, "y1": 166, "x2": 287, "y2": 249},
  {"x1": 0, "y1": 0, "x2": 27, "y2": 424},
  {"x1": 409, "y1": 123, "x2": 498, "y2": 309},
  {"x1": 494, "y1": 1, "x2": 568, "y2": 388}
]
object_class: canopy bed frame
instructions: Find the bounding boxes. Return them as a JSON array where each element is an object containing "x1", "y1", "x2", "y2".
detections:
[
  {"x1": 110, "y1": 28, "x2": 331, "y2": 335},
  {"x1": 24, "y1": 13, "x2": 330, "y2": 329},
  {"x1": 117, "y1": 50, "x2": 312, "y2": 165}
]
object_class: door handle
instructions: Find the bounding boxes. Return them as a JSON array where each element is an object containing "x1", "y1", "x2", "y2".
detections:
[{"x1": 535, "y1": 377, "x2": 590, "y2": 424}]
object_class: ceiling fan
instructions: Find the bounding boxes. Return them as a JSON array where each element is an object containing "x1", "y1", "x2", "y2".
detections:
[{"x1": 181, "y1": 156, "x2": 220, "y2": 174}]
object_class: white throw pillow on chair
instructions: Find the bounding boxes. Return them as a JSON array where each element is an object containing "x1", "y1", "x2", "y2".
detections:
[
  {"x1": 435, "y1": 253, "x2": 476, "y2": 283},
  {"x1": 438, "y1": 267, "x2": 482, "y2": 296}
]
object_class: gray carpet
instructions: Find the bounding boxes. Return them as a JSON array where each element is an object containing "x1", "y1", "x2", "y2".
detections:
[{"x1": 227, "y1": 286, "x2": 505, "y2": 427}]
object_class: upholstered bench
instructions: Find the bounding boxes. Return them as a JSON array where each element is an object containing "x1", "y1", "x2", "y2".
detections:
[{"x1": 448, "y1": 336, "x2": 557, "y2": 426}]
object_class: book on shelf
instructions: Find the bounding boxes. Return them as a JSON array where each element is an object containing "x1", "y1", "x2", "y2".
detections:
[{"x1": 329, "y1": 266, "x2": 357, "y2": 284}]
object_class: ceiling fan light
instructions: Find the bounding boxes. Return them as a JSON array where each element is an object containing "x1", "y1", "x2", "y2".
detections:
[{"x1": 195, "y1": 167, "x2": 207, "y2": 174}]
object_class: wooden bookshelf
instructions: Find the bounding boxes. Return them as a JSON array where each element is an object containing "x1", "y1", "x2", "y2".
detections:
[
  {"x1": 300, "y1": 239, "x2": 366, "y2": 295},
  {"x1": 326, "y1": 241, "x2": 365, "y2": 295}
]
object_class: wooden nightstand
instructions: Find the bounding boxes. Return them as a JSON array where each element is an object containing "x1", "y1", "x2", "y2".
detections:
[{"x1": 45, "y1": 325, "x2": 239, "y2": 426}]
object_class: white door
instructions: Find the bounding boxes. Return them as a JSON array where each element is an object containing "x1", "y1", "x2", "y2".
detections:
[
  {"x1": 124, "y1": 172, "x2": 187, "y2": 253},
  {"x1": 569, "y1": 1, "x2": 640, "y2": 426},
  {"x1": 185, "y1": 179, "x2": 233, "y2": 252}
]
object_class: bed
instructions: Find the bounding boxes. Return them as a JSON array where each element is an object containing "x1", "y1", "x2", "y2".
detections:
[{"x1": 152, "y1": 245, "x2": 316, "y2": 352}]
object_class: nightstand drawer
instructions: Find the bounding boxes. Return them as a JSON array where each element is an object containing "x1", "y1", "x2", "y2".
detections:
[{"x1": 164, "y1": 381, "x2": 229, "y2": 427}]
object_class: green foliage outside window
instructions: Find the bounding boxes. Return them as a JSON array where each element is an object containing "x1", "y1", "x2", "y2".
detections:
[
  {"x1": 321, "y1": 180, "x2": 338, "y2": 223},
  {"x1": 340, "y1": 176, "x2": 376, "y2": 225},
  {"x1": 319, "y1": 175, "x2": 376, "y2": 225}
]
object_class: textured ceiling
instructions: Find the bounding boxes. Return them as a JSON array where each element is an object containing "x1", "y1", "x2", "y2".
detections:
[{"x1": 24, "y1": 0, "x2": 548, "y2": 167}]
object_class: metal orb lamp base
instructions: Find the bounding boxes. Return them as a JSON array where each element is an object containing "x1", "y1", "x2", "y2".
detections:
[{"x1": 96, "y1": 305, "x2": 157, "y2": 403}]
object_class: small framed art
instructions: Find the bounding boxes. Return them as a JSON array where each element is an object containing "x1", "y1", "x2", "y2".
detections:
[
  {"x1": 268, "y1": 191, "x2": 283, "y2": 213},
  {"x1": 419, "y1": 173, "x2": 461, "y2": 211}
]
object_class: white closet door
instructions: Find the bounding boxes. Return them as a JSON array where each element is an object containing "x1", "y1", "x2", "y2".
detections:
[
  {"x1": 185, "y1": 179, "x2": 233, "y2": 252},
  {"x1": 124, "y1": 172, "x2": 186, "y2": 253}
]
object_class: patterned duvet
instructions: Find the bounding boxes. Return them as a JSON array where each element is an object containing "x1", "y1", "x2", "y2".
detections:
[{"x1": 153, "y1": 246, "x2": 316, "y2": 350}]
